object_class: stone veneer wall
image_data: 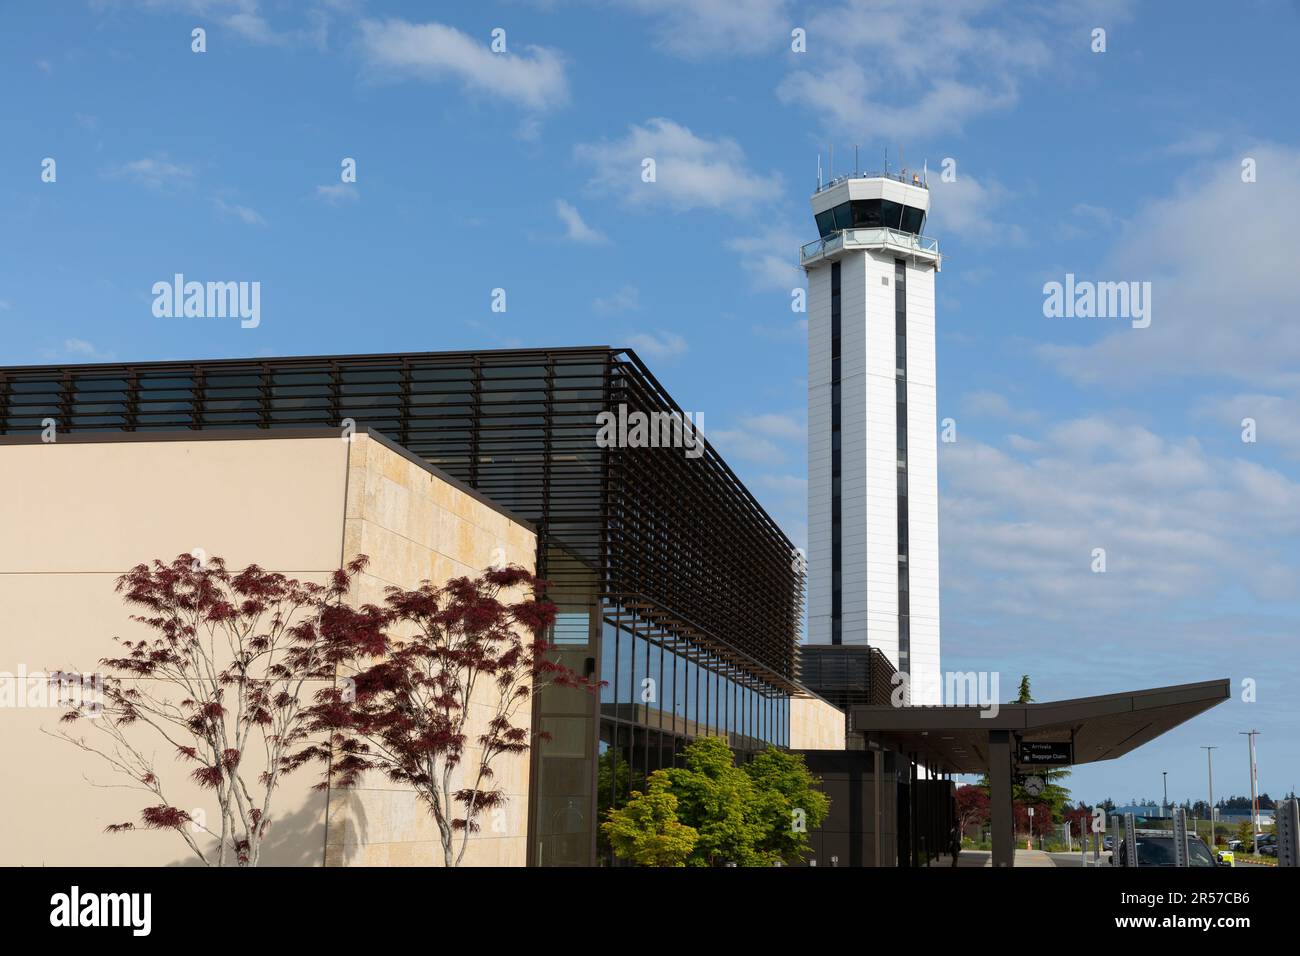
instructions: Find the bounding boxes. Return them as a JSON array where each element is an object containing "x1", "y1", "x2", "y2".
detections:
[
  {"x1": 789, "y1": 695, "x2": 848, "y2": 751},
  {"x1": 0, "y1": 432, "x2": 536, "y2": 867},
  {"x1": 324, "y1": 433, "x2": 537, "y2": 867}
]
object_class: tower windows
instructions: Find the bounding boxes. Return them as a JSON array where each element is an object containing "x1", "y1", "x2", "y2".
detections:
[
  {"x1": 830, "y1": 260, "x2": 842, "y2": 645},
  {"x1": 895, "y1": 259, "x2": 910, "y2": 677},
  {"x1": 814, "y1": 200, "x2": 926, "y2": 238}
]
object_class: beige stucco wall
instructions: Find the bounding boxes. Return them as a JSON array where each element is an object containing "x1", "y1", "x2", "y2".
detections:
[
  {"x1": 0, "y1": 432, "x2": 535, "y2": 867},
  {"x1": 789, "y1": 695, "x2": 847, "y2": 750}
]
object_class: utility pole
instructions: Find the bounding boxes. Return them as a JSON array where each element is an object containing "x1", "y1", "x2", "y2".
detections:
[
  {"x1": 1202, "y1": 746, "x2": 1218, "y2": 846},
  {"x1": 1241, "y1": 730, "x2": 1261, "y2": 834}
]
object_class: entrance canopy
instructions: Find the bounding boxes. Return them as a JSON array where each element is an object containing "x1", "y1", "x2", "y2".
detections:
[{"x1": 850, "y1": 679, "x2": 1230, "y2": 775}]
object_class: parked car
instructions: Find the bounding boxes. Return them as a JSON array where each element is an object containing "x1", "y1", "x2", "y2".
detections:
[
  {"x1": 1113, "y1": 834, "x2": 1224, "y2": 867},
  {"x1": 1103, "y1": 835, "x2": 1114, "y2": 851}
]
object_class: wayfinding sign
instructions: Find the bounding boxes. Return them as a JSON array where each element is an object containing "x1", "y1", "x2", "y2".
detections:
[{"x1": 1017, "y1": 740, "x2": 1074, "y2": 766}]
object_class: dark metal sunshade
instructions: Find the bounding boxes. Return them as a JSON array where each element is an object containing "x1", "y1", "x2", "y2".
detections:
[{"x1": 0, "y1": 345, "x2": 804, "y2": 686}]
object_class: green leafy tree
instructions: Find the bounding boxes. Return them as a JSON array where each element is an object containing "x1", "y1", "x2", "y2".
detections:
[
  {"x1": 743, "y1": 746, "x2": 831, "y2": 864},
  {"x1": 596, "y1": 748, "x2": 641, "y2": 858},
  {"x1": 602, "y1": 786, "x2": 698, "y2": 867},
  {"x1": 602, "y1": 736, "x2": 833, "y2": 866},
  {"x1": 1235, "y1": 820, "x2": 1254, "y2": 852},
  {"x1": 660, "y1": 735, "x2": 771, "y2": 866}
]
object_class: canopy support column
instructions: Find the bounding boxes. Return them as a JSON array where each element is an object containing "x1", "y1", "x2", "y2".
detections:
[{"x1": 989, "y1": 729, "x2": 1014, "y2": 867}]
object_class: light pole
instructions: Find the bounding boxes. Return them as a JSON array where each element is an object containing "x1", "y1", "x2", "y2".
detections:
[
  {"x1": 1162, "y1": 770, "x2": 1168, "y2": 819},
  {"x1": 1202, "y1": 746, "x2": 1218, "y2": 846},
  {"x1": 1240, "y1": 730, "x2": 1260, "y2": 835}
]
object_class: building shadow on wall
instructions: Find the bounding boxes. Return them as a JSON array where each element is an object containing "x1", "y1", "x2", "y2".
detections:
[{"x1": 164, "y1": 789, "x2": 367, "y2": 867}]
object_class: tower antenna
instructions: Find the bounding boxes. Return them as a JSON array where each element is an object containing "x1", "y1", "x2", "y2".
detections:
[
  {"x1": 829, "y1": 144, "x2": 834, "y2": 181},
  {"x1": 817, "y1": 152, "x2": 822, "y2": 190},
  {"x1": 854, "y1": 144, "x2": 859, "y2": 177}
]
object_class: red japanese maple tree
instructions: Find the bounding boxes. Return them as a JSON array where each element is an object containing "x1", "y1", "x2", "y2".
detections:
[
  {"x1": 306, "y1": 565, "x2": 596, "y2": 867},
  {"x1": 955, "y1": 783, "x2": 990, "y2": 839},
  {"x1": 50, "y1": 553, "x2": 380, "y2": 867}
]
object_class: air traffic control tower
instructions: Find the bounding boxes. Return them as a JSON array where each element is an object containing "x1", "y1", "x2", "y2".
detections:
[{"x1": 801, "y1": 167, "x2": 942, "y2": 704}]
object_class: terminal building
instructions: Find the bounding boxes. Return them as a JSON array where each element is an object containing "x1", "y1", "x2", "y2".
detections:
[{"x1": 0, "y1": 346, "x2": 844, "y2": 867}]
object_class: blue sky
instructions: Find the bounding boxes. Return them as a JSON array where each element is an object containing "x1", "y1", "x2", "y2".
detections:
[{"x1": 4, "y1": 0, "x2": 1300, "y2": 808}]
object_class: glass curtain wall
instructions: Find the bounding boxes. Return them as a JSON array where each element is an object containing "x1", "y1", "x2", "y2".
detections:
[{"x1": 596, "y1": 604, "x2": 790, "y2": 865}]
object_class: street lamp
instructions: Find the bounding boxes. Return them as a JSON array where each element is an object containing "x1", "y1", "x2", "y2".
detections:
[
  {"x1": 1240, "y1": 730, "x2": 1260, "y2": 836},
  {"x1": 1162, "y1": 770, "x2": 1168, "y2": 819},
  {"x1": 1201, "y1": 746, "x2": 1218, "y2": 846}
]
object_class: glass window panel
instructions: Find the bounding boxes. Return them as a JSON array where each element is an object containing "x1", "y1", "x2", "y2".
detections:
[
  {"x1": 599, "y1": 621, "x2": 617, "y2": 709},
  {"x1": 617, "y1": 626, "x2": 633, "y2": 720},
  {"x1": 681, "y1": 650, "x2": 691, "y2": 733},
  {"x1": 712, "y1": 671, "x2": 722, "y2": 738},
  {"x1": 632, "y1": 635, "x2": 648, "y2": 724},
  {"x1": 649, "y1": 641, "x2": 663, "y2": 729}
]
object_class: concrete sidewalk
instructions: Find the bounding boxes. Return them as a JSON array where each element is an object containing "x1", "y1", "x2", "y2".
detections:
[{"x1": 935, "y1": 849, "x2": 1058, "y2": 867}]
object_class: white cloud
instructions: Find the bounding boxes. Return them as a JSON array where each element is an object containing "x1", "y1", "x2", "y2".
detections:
[
  {"x1": 925, "y1": 172, "x2": 1023, "y2": 243},
  {"x1": 39, "y1": 339, "x2": 115, "y2": 362},
  {"x1": 357, "y1": 18, "x2": 568, "y2": 111},
  {"x1": 962, "y1": 390, "x2": 1040, "y2": 424},
  {"x1": 619, "y1": 0, "x2": 790, "y2": 58},
  {"x1": 776, "y1": 0, "x2": 1063, "y2": 140},
  {"x1": 1194, "y1": 393, "x2": 1300, "y2": 460},
  {"x1": 710, "y1": 429, "x2": 785, "y2": 465},
  {"x1": 315, "y1": 183, "x2": 359, "y2": 204},
  {"x1": 114, "y1": 156, "x2": 194, "y2": 189},
  {"x1": 941, "y1": 416, "x2": 1300, "y2": 618},
  {"x1": 727, "y1": 225, "x2": 802, "y2": 291},
  {"x1": 743, "y1": 412, "x2": 805, "y2": 442},
  {"x1": 1037, "y1": 144, "x2": 1300, "y2": 389},
  {"x1": 626, "y1": 329, "x2": 687, "y2": 360},
  {"x1": 555, "y1": 199, "x2": 607, "y2": 244},
  {"x1": 122, "y1": 1, "x2": 335, "y2": 49},
  {"x1": 224, "y1": 10, "x2": 280, "y2": 44},
  {"x1": 575, "y1": 118, "x2": 781, "y2": 212},
  {"x1": 708, "y1": 412, "x2": 805, "y2": 466},
  {"x1": 593, "y1": 286, "x2": 639, "y2": 315},
  {"x1": 214, "y1": 197, "x2": 267, "y2": 226}
]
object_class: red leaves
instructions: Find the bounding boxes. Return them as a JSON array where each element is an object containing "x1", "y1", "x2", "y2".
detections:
[
  {"x1": 140, "y1": 805, "x2": 191, "y2": 830},
  {"x1": 302, "y1": 563, "x2": 598, "y2": 865},
  {"x1": 192, "y1": 765, "x2": 224, "y2": 789}
]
